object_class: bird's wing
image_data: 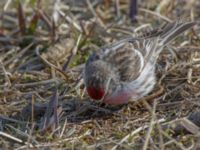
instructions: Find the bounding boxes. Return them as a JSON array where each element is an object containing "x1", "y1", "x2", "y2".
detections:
[
  {"x1": 101, "y1": 41, "x2": 147, "y2": 82},
  {"x1": 98, "y1": 24, "x2": 164, "y2": 82},
  {"x1": 100, "y1": 21, "x2": 195, "y2": 82}
]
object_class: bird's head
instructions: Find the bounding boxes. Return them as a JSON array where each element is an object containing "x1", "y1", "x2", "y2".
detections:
[{"x1": 84, "y1": 56, "x2": 118, "y2": 101}]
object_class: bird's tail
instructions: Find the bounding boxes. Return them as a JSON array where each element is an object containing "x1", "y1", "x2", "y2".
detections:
[
  {"x1": 159, "y1": 21, "x2": 195, "y2": 46},
  {"x1": 147, "y1": 20, "x2": 195, "y2": 60},
  {"x1": 142, "y1": 20, "x2": 195, "y2": 74}
]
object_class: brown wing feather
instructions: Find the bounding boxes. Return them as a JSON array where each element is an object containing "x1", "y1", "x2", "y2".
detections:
[{"x1": 102, "y1": 42, "x2": 144, "y2": 82}]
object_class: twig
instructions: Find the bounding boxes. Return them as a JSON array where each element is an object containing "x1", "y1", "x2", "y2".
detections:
[
  {"x1": 143, "y1": 100, "x2": 157, "y2": 150},
  {"x1": 111, "y1": 118, "x2": 165, "y2": 150},
  {"x1": 0, "y1": 115, "x2": 31, "y2": 125},
  {"x1": 62, "y1": 34, "x2": 82, "y2": 71},
  {"x1": 115, "y1": 0, "x2": 121, "y2": 18},
  {"x1": 35, "y1": 45, "x2": 69, "y2": 80},
  {"x1": 0, "y1": 59, "x2": 11, "y2": 87},
  {"x1": 139, "y1": 8, "x2": 172, "y2": 22},
  {"x1": 13, "y1": 78, "x2": 59, "y2": 88},
  {"x1": 0, "y1": 131, "x2": 25, "y2": 144},
  {"x1": 3, "y1": 0, "x2": 12, "y2": 11},
  {"x1": 129, "y1": 0, "x2": 138, "y2": 22},
  {"x1": 58, "y1": 10, "x2": 82, "y2": 32},
  {"x1": 86, "y1": 0, "x2": 105, "y2": 28},
  {"x1": 161, "y1": 130, "x2": 188, "y2": 150},
  {"x1": 4, "y1": 43, "x2": 34, "y2": 66}
]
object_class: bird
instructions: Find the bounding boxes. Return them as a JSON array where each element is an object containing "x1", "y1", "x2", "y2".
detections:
[{"x1": 83, "y1": 21, "x2": 195, "y2": 105}]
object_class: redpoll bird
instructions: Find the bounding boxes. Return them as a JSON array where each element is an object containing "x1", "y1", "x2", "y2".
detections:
[{"x1": 84, "y1": 21, "x2": 195, "y2": 105}]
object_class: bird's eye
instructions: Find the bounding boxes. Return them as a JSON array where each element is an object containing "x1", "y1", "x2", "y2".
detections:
[
  {"x1": 95, "y1": 54, "x2": 100, "y2": 59},
  {"x1": 92, "y1": 53, "x2": 100, "y2": 60},
  {"x1": 88, "y1": 53, "x2": 100, "y2": 63}
]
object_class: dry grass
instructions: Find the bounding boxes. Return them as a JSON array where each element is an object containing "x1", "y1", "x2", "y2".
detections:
[{"x1": 0, "y1": 0, "x2": 200, "y2": 149}]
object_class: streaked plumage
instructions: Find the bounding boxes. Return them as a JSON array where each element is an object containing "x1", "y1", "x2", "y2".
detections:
[{"x1": 84, "y1": 21, "x2": 195, "y2": 105}]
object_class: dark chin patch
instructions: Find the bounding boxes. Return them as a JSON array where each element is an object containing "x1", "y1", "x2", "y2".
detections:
[{"x1": 86, "y1": 87, "x2": 105, "y2": 100}]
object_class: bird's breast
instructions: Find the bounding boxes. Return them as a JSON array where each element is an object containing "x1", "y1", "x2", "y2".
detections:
[{"x1": 103, "y1": 85, "x2": 137, "y2": 105}]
